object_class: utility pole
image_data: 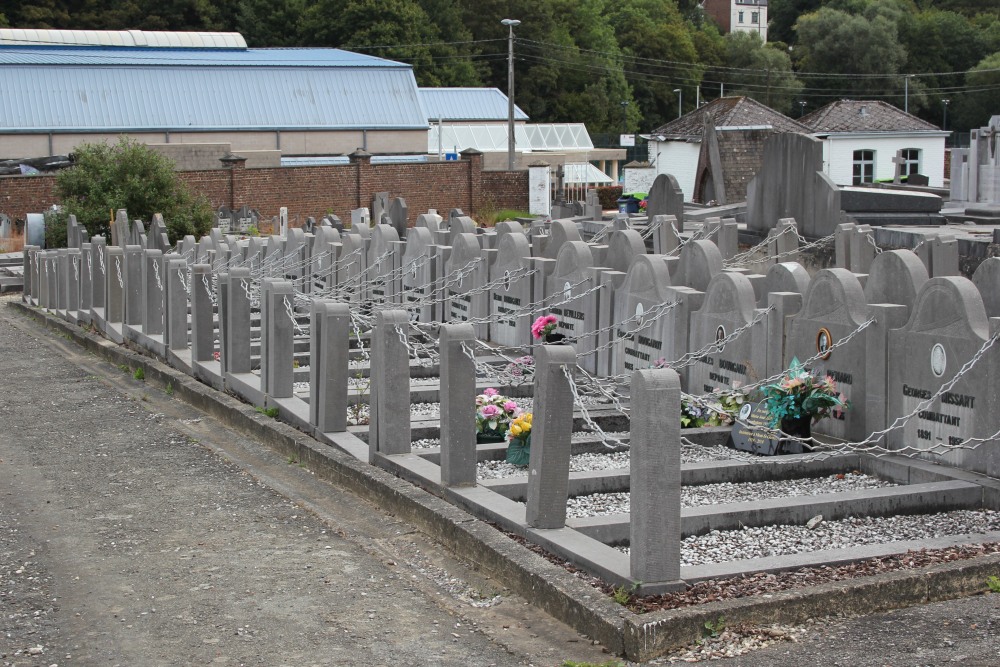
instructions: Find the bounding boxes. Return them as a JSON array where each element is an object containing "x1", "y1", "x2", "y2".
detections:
[
  {"x1": 904, "y1": 74, "x2": 913, "y2": 114},
  {"x1": 673, "y1": 88, "x2": 682, "y2": 119},
  {"x1": 502, "y1": 18, "x2": 521, "y2": 171},
  {"x1": 942, "y1": 98, "x2": 950, "y2": 133}
]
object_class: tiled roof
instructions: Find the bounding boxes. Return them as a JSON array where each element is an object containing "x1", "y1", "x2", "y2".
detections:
[
  {"x1": 648, "y1": 96, "x2": 809, "y2": 138},
  {"x1": 800, "y1": 100, "x2": 939, "y2": 133}
]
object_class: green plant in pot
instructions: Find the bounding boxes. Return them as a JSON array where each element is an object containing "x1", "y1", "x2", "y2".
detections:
[
  {"x1": 762, "y1": 358, "x2": 849, "y2": 442},
  {"x1": 505, "y1": 412, "x2": 532, "y2": 466},
  {"x1": 476, "y1": 388, "x2": 519, "y2": 443}
]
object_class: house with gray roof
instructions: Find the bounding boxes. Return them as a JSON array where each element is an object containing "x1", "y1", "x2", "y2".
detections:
[
  {"x1": 800, "y1": 100, "x2": 948, "y2": 187},
  {"x1": 642, "y1": 96, "x2": 809, "y2": 203}
]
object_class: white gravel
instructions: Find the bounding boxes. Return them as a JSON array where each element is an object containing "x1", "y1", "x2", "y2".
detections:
[
  {"x1": 475, "y1": 446, "x2": 740, "y2": 479},
  {"x1": 566, "y1": 472, "x2": 896, "y2": 517},
  {"x1": 618, "y1": 509, "x2": 1000, "y2": 566}
]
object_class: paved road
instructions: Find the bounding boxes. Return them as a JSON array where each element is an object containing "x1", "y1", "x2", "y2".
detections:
[{"x1": 0, "y1": 303, "x2": 611, "y2": 667}]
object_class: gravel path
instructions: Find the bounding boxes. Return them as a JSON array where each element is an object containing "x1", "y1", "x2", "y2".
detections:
[
  {"x1": 0, "y1": 303, "x2": 610, "y2": 667},
  {"x1": 566, "y1": 472, "x2": 896, "y2": 517}
]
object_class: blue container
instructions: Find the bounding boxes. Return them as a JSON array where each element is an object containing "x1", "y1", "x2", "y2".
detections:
[{"x1": 617, "y1": 196, "x2": 640, "y2": 214}]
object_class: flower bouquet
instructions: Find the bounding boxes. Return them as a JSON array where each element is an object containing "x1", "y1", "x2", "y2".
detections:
[
  {"x1": 532, "y1": 314, "x2": 565, "y2": 344},
  {"x1": 762, "y1": 358, "x2": 849, "y2": 439},
  {"x1": 476, "y1": 387, "x2": 520, "y2": 443},
  {"x1": 505, "y1": 412, "x2": 532, "y2": 466}
]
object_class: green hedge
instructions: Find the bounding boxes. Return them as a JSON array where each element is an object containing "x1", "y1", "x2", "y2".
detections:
[{"x1": 596, "y1": 186, "x2": 623, "y2": 210}]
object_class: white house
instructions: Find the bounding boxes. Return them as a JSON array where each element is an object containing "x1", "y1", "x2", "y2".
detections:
[
  {"x1": 641, "y1": 96, "x2": 808, "y2": 203},
  {"x1": 800, "y1": 100, "x2": 948, "y2": 188},
  {"x1": 703, "y1": 0, "x2": 769, "y2": 43}
]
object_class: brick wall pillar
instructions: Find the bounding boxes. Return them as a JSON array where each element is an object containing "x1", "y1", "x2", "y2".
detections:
[
  {"x1": 461, "y1": 148, "x2": 483, "y2": 217},
  {"x1": 219, "y1": 153, "x2": 248, "y2": 210},
  {"x1": 349, "y1": 148, "x2": 372, "y2": 210}
]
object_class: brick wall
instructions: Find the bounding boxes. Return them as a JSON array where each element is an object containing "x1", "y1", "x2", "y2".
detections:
[
  {"x1": 481, "y1": 170, "x2": 530, "y2": 211},
  {"x1": 0, "y1": 151, "x2": 529, "y2": 226}
]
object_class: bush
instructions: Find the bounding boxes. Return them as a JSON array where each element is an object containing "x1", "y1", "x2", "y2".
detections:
[
  {"x1": 596, "y1": 186, "x2": 623, "y2": 210},
  {"x1": 45, "y1": 138, "x2": 213, "y2": 248}
]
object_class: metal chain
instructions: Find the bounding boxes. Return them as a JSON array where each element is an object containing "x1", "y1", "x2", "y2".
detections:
[
  {"x1": 282, "y1": 295, "x2": 307, "y2": 336},
  {"x1": 153, "y1": 260, "x2": 163, "y2": 293},
  {"x1": 115, "y1": 257, "x2": 124, "y2": 289}
]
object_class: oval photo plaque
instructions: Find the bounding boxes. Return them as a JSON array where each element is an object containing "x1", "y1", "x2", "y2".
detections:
[
  {"x1": 930, "y1": 343, "x2": 947, "y2": 378},
  {"x1": 816, "y1": 327, "x2": 832, "y2": 360}
]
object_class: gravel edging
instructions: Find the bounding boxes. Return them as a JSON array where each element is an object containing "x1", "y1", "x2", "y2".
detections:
[{"x1": 14, "y1": 300, "x2": 1000, "y2": 663}]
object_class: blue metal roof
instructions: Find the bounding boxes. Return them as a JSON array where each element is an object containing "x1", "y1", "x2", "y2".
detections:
[
  {"x1": 0, "y1": 47, "x2": 429, "y2": 132},
  {"x1": 0, "y1": 46, "x2": 406, "y2": 68},
  {"x1": 420, "y1": 87, "x2": 528, "y2": 122}
]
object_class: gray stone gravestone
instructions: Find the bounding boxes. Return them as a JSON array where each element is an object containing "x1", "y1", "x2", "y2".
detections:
[
  {"x1": 542, "y1": 219, "x2": 583, "y2": 260},
  {"x1": 545, "y1": 241, "x2": 603, "y2": 372},
  {"x1": 372, "y1": 192, "x2": 390, "y2": 223},
  {"x1": 675, "y1": 240, "x2": 723, "y2": 292},
  {"x1": 401, "y1": 226, "x2": 438, "y2": 323},
  {"x1": 351, "y1": 207, "x2": 370, "y2": 230},
  {"x1": 388, "y1": 197, "x2": 409, "y2": 239},
  {"x1": 888, "y1": 277, "x2": 1000, "y2": 477},
  {"x1": 646, "y1": 174, "x2": 684, "y2": 232},
  {"x1": 604, "y1": 229, "x2": 646, "y2": 274},
  {"x1": 489, "y1": 231, "x2": 535, "y2": 347},
  {"x1": 687, "y1": 271, "x2": 768, "y2": 395},
  {"x1": 216, "y1": 206, "x2": 233, "y2": 234},
  {"x1": 26, "y1": 213, "x2": 45, "y2": 248}
]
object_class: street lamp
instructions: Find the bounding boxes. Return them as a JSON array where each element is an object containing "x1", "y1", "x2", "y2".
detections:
[
  {"x1": 620, "y1": 100, "x2": 629, "y2": 134},
  {"x1": 673, "y1": 88, "x2": 682, "y2": 119},
  {"x1": 942, "y1": 98, "x2": 950, "y2": 133},
  {"x1": 502, "y1": 18, "x2": 521, "y2": 171}
]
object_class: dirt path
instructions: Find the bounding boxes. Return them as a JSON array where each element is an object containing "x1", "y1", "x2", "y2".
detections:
[{"x1": 0, "y1": 303, "x2": 611, "y2": 667}]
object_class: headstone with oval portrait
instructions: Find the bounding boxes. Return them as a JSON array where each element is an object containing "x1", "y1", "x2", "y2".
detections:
[
  {"x1": 489, "y1": 231, "x2": 534, "y2": 347},
  {"x1": 400, "y1": 226, "x2": 438, "y2": 322},
  {"x1": 545, "y1": 240, "x2": 602, "y2": 372},
  {"x1": 888, "y1": 276, "x2": 1000, "y2": 477}
]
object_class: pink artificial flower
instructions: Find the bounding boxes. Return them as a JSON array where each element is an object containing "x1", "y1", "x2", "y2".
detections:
[
  {"x1": 503, "y1": 400, "x2": 518, "y2": 413},
  {"x1": 481, "y1": 405, "x2": 501, "y2": 418},
  {"x1": 483, "y1": 387, "x2": 499, "y2": 397},
  {"x1": 531, "y1": 314, "x2": 559, "y2": 340}
]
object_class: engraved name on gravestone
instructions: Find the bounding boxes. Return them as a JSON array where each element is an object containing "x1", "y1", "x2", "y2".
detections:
[
  {"x1": 490, "y1": 231, "x2": 534, "y2": 347},
  {"x1": 446, "y1": 233, "x2": 482, "y2": 323}
]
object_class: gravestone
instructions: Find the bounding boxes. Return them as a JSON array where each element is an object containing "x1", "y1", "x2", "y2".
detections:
[
  {"x1": 400, "y1": 226, "x2": 438, "y2": 322},
  {"x1": 675, "y1": 240, "x2": 722, "y2": 292},
  {"x1": 0, "y1": 213, "x2": 10, "y2": 240},
  {"x1": 604, "y1": 229, "x2": 646, "y2": 274},
  {"x1": 585, "y1": 191, "x2": 602, "y2": 221},
  {"x1": 888, "y1": 277, "x2": 1000, "y2": 477},
  {"x1": 646, "y1": 174, "x2": 684, "y2": 232},
  {"x1": 415, "y1": 212, "x2": 443, "y2": 232},
  {"x1": 731, "y1": 401, "x2": 781, "y2": 455},
  {"x1": 351, "y1": 207, "x2": 370, "y2": 230},
  {"x1": 445, "y1": 233, "x2": 484, "y2": 324},
  {"x1": 542, "y1": 219, "x2": 583, "y2": 260},
  {"x1": 545, "y1": 241, "x2": 602, "y2": 372},
  {"x1": 388, "y1": 197, "x2": 409, "y2": 239},
  {"x1": 687, "y1": 271, "x2": 768, "y2": 395},
  {"x1": 758, "y1": 262, "x2": 810, "y2": 307},
  {"x1": 368, "y1": 224, "x2": 402, "y2": 303},
  {"x1": 785, "y1": 269, "x2": 873, "y2": 441},
  {"x1": 216, "y1": 206, "x2": 233, "y2": 233},
  {"x1": 372, "y1": 192, "x2": 390, "y2": 223},
  {"x1": 489, "y1": 231, "x2": 534, "y2": 347},
  {"x1": 972, "y1": 257, "x2": 1000, "y2": 317}
]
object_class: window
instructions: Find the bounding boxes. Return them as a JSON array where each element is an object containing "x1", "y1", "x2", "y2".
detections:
[
  {"x1": 853, "y1": 150, "x2": 875, "y2": 185},
  {"x1": 738, "y1": 11, "x2": 744, "y2": 23},
  {"x1": 752, "y1": 12, "x2": 759, "y2": 24},
  {"x1": 902, "y1": 148, "x2": 920, "y2": 176}
]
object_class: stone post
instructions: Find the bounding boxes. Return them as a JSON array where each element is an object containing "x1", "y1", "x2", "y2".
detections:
[
  {"x1": 56, "y1": 249, "x2": 69, "y2": 310},
  {"x1": 90, "y1": 237, "x2": 107, "y2": 310},
  {"x1": 66, "y1": 248, "x2": 81, "y2": 314},
  {"x1": 47, "y1": 253, "x2": 58, "y2": 310},
  {"x1": 439, "y1": 323, "x2": 477, "y2": 487},
  {"x1": 369, "y1": 309, "x2": 411, "y2": 462},
  {"x1": 225, "y1": 268, "x2": 252, "y2": 374},
  {"x1": 629, "y1": 367, "x2": 681, "y2": 584},
  {"x1": 190, "y1": 264, "x2": 215, "y2": 362},
  {"x1": 849, "y1": 225, "x2": 876, "y2": 274},
  {"x1": 165, "y1": 258, "x2": 189, "y2": 351},
  {"x1": 865, "y1": 303, "x2": 909, "y2": 433},
  {"x1": 835, "y1": 222, "x2": 856, "y2": 270},
  {"x1": 717, "y1": 219, "x2": 738, "y2": 260},
  {"x1": 309, "y1": 300, "x2": 351, "y2": 434},
  {"x1": 79, "y1": 243, "x2": 92, "y2": 324},
  {"x1": 525, "y1": 344, "x2": 577, "y2": 529},
  {"x1": 124, "y1": 245, "x2": 143, "y2": 326},
  {"x1": 261, "y1": 279, "x2": 294, "y2": 400},
  {"x1": 22, "y1": 246, "x2": 34, "y2": 305},
  {"x1": 143, "y1": 250, "x2": 164, "y2": 336},
  {"x1": 105, "y1": 247, "x2": 125, "y2": 324},
  {"x1": 217, "y1": 271, "x2": 229, "y2": 370}
]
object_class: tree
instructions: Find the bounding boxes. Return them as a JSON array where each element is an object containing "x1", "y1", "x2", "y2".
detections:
[
  {"x1": 47, "y1": 138, "x2": 213, "y2": 247},
  {"x1": 954, "y1": 52, "x2": 1000, "y2": 132},
  {"x1": 718, "y1": 32, "x2": 803, "y2": 115},
  {"x1": 793, "y1": 5, "x2": 908, "y2": 101}
]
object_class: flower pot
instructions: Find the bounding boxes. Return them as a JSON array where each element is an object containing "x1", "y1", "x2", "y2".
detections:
[
  {"x1": 544, "y1": 333, "x2": 567, "y2": 345},
  {"x1": 505, "y1": 434, "x2": 531, "y2": 466},
  {"x1": 477, "y1": 432, "x2": 507, "y2": 444},
  {"x1": 778, "y1": 415, "x2": 812, "y2": 454}
]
